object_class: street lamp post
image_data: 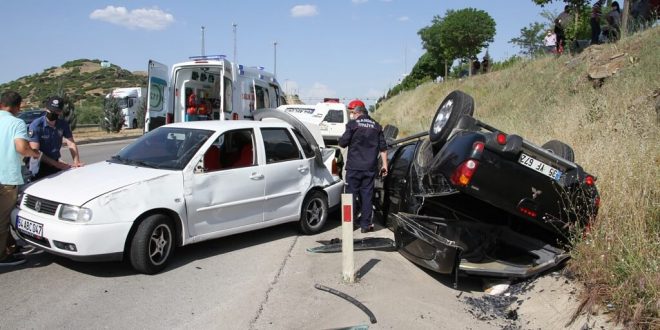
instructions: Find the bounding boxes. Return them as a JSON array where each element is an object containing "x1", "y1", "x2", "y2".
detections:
[
  {"x1": 232, "y1": 23, "x2": 238, "y2": 63},
  {"x1": 273, "y1": 41, "x2": 278, "y2": 77},
  {"x1": 201, "y1": 26, "x2": 206, "y2": 56}
]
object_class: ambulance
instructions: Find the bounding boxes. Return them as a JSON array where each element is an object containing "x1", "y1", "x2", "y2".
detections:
[{"x1": 145, "y1": 55, "x2": 284, "y2": 132}]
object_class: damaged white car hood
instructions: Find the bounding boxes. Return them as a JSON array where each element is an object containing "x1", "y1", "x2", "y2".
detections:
[{"x1": 23, "y1": 161, "x2": 173, "y2": 206}]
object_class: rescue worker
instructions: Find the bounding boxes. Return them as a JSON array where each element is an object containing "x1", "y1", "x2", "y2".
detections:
[
  {"x1": 338, "y1": 99, "x2": 388, "y2": 233},
  {"x1": 28, "y1": 96, "x2": 83, "y2": 179}
]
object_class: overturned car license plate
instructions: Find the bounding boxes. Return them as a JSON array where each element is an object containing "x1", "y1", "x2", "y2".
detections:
[
  {"x1": 519, "y1": 153, "x2": 562, "y2": 181},
  {"x1": 16, "y1": 216, "x2": 43, "y2": 237}
]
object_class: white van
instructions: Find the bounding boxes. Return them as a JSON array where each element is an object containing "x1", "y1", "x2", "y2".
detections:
[
  {"x1": 277, "y1": 100, "x2": 348, "y2": 145},
  {"x1": 145, "y1": 55, "x2": 284, "y2": 132}
]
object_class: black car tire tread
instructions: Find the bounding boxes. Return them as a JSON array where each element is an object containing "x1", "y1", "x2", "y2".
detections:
[
  {"x1": 429, "y1": 90, "x2": 475, "y2": 145},
  {"x1": 541, "y1": 140, "x2": 575, "y2": 162},
  {"x1": 129, "y1": 214, "x2": 175, "y2": 274}
]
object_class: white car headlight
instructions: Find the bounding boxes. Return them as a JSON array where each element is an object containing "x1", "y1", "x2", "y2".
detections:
[{"x1": 59, "y1": 205, "x2": 93, "y2": 222}]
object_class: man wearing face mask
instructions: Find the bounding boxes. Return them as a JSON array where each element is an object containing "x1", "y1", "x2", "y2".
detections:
[
  {"x1": 28, "y1": 96, "x2": 83, "y2": 179},
  {"x1": 338, "y1": 99, "x2": 388, "y2": 233}
]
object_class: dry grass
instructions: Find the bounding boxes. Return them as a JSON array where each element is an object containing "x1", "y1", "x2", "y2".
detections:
[{"x1": 374, "y1": 27, "x2": 660, "y2": 328}]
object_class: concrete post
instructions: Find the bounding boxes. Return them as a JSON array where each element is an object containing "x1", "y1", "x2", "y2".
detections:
[{"x1": 341, "y1": 193, "x2": 355, "y2": 283}]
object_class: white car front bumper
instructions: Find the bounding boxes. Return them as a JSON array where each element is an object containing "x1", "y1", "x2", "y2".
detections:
[{"x1": 11, "y1": 207, "x2": 133, "y2": 262}]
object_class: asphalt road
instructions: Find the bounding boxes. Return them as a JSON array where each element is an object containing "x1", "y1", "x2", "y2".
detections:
[{"x1": 2, "y1": 139, "x2": 508, "y2": 329}]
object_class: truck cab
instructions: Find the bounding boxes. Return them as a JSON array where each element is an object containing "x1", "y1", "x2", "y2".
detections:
[
  {"x1": 145, "y1": 56, "x2": 284, "y2": 132},
  {"x1": 277, "y1": 100, "x2": 348, "y2": 145},
  {"x1": 106, "y1": 87, "x2": 146, "y2": 129}
]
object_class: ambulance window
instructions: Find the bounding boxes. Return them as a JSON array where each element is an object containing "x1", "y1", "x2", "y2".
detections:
[
  {"x1": 323, "y1": 110, "x2": 344, "y2": 123},
  {"x1": 255, "y1": 86, "x2": 269, "y2": 109},
  {"x1": 223, "y1": 77, "x2": 233, "y2": 113}
]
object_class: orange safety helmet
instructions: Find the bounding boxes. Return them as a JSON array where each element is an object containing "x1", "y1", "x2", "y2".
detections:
[{"x1": 347, "y1": 99, "x2": 365, "y2": 110}]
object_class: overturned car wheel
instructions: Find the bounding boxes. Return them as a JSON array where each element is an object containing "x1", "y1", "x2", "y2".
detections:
[
  {"x1": 542, "y1": 140, "x2": 575, "y2": 162},
  {"x1": 299, "y1": 191, "x2": 328, "y2": 235},
  {"x1": 429, "y1": 90, "x2": 475, "y2": 146}
]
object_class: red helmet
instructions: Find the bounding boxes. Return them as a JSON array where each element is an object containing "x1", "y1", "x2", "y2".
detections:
[{"x1": 347, "y1": 99, "x2": 365, "y2": 110}]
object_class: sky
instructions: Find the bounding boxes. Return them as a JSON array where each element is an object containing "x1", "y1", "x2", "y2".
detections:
[{"x1": 0, "y1": 1, "x2": 566, "y2": 105}]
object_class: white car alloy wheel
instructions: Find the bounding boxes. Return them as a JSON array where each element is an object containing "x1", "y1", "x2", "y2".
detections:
[
  {"x1": 130, "y1": 214, "x2": 175, "y2": 274},
  {"x1": 299, "y1": 191, "x2": 328, "y2": 235}
]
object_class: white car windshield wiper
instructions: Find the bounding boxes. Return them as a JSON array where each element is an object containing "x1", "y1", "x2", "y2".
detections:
[{"x1": 111, "y1": 155, "x2": 159, "y2": 169}]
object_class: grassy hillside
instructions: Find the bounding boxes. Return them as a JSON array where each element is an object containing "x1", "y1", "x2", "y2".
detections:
[
  {"x1": 374, "y1": 27, "x2": 659, "y2": 328},
  {"x1": 0, "y1": 59, "x2": 146, "y2": 124}
]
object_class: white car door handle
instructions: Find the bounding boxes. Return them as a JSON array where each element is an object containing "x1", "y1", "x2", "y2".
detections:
[
  {"x1": 250, "y1": 173, "x2": 264, "y2": 180},
  {"x1": 297, "y1": 166, "x2": 309, "y2": 173}
]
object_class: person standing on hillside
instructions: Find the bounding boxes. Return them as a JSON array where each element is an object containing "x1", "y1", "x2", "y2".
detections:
[
  {"x1": 590, "y1": 0, "x2": 606, "y2": 45},
  {"x1": 338, "y1": 99, "x2": 388, "y2": 233},
  {"x1": 604, "y1": 1, "x2": 622, "y2": 42},
  {"x1": 0, "y1": 91, "x2": 41, "y2": 267},
  {"x1": 28, "y1": 96, "x2": 83, "y2": 179},
  {"x1": 554, "y1": 5, "x2": 572, "y2": 54},
  {"x1": 543, "y1": 30, "x2": 557, "y2": 54}
]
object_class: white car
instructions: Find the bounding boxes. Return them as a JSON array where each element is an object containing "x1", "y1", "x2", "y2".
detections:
[{"x1": 12, "y1": 110, "x2": 343, "y2": 274}]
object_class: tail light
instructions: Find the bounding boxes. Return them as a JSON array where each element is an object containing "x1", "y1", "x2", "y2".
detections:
[
  {"x1": 232, "y1": 113, "x2": 239, "y2": 120},
  {"x1": 166, "y1": 113, "x2": 174, "y2": 124},
  {"x1": 585, "y1": 175, "x2": 595, "y2": 186},
  {"x1": 450, "y1": 159, "x2": 479, "y2": 187},
  {"x1": 496, "y1": 133, "x2": 507, "y2": 145},
  {"x1": 331, "y1": 158, "x2": 338, "y2": 176},
  {"x1": 518, "y1": 207, "x2": 538, "y2": 218}
]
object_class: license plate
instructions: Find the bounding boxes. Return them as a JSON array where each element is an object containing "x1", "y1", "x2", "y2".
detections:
[
  {"x1": 519, "y1": 153, "x2": 562, "y2": 181},
  {"x1": 16, "y1": 217, "x2": 44, "y2": 238}
]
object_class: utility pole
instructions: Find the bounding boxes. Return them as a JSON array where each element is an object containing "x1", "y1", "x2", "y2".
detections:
[
  {"x1": 273, "y1": 41, "x2": 278, "y2": 77},
  {"x1": 201, "y1": 26, "x2": 206, "y2": 56},
  {"x1": 232, "y1": 23, "x2": 238, "y2": 63}
]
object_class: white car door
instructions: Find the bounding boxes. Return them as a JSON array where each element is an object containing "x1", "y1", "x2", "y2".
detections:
[
  {"x1": 261, "y1": 127, "x2": 311, "y2": 222},
  {"x1": 185, "y1": 128, "x2": 265, "y2": 236}
]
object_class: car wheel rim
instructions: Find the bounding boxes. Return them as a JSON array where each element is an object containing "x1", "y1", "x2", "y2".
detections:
[
  {"x1": 149, "y1": 224, "x2": 172, "y2": 266},
  {"x1": 306, "y1": 198, "x2": 325, "y2": 227},
  {"x1": 432, "y1": 99, "x2": 454, "y2": 134}
]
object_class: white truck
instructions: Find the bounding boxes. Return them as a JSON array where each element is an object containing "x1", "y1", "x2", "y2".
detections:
[
  {"x1": 145, "y1": 55, "x2": 285, "y2": 132},
  {"x1": 277, "y1": 99, "x2": 349, "y2": 145},
  {"x1": 106, "y1": 87, "x2": 146, "y2": 129}
]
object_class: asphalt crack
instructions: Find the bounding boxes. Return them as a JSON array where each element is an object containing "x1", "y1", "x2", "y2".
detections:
[{"x1": 248, "y1": 235, "x2": 298, "y2": 330}]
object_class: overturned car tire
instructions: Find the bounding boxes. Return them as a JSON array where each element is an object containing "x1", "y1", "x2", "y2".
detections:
[
  {"x1": 429, "y1": 90, "x2": 475, "y2": 146},
  {"x1": 541, "y1": 140, "x2": 575, "y2": 162}
]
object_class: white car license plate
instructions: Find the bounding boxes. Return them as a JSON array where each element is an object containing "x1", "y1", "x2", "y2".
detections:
[
  {"x1": 518, "y1": 153, "x2": 562, "y2": 181},
  {"x1": 16, "y1": 217, "x2": 44, "y2": 237}
]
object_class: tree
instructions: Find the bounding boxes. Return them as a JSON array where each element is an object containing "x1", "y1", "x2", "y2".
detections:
[
  {"x1": 101, "y1": 97, "x2": 123, "y2": 133},
  {"x1": 509, "y1": 22, "x2": 547, "y2": 57},
  {"x1": 418, "y1": 15, "x2": 450, "y2": 77},
  {"x1": 438, "y1": 8, "x2": 496, "y2": 76}
]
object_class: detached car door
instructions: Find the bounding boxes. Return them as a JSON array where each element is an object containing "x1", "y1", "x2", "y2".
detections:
[
  {"x1": 185, "y1": 128, "x2": 265, "y2": 236},
  {"x1": 260, "y1": 127, "x2": 310, "y2": 222}
]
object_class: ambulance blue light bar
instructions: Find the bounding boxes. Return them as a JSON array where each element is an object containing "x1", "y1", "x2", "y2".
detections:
[{"x1": 189, "y1": 55, "x2": 226, "y2": 62}]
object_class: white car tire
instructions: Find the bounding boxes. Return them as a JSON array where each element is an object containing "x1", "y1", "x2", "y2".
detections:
[{"x1": 129, "y1": 214, "x2": 175, "y2": 274}]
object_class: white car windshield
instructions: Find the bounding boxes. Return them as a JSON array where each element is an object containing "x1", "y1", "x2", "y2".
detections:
[{"x1": 111, "y1": 127, "x2": 214, "y2": 170}]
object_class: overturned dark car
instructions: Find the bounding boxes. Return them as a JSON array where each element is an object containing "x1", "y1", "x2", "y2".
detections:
[{"x1": 374, "y1": 90, "x2": 600, "y2": 280}]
